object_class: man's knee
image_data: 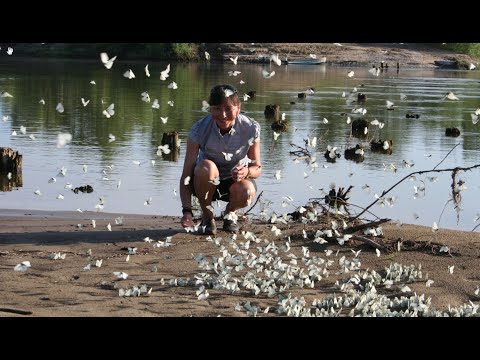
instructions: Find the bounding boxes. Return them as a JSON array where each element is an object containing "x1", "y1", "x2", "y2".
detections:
[{"x1": 195, "y1": 160, "x2": 218, "y2": 177}]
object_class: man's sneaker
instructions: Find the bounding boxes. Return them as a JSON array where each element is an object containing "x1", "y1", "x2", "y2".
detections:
[
  {"x1": 199, "y1": 219, "x2": 217, "y2": 235},
  {"x1": 223, "y1": 219, "x2": 240, "y2": 233}
]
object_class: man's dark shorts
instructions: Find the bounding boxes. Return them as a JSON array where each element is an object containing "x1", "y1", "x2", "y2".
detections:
[{"x1": 191, "y1": 176, "x2": 257, "y2": 202}]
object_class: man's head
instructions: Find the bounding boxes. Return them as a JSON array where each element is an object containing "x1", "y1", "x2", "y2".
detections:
[{"x1": 209, "y1": 85, "x2": 241, "y2": 126}]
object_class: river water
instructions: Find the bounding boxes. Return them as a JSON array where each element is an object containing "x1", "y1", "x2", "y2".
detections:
[{"x1": 0, "y1": 58, "x2": 479, "y2": 231}]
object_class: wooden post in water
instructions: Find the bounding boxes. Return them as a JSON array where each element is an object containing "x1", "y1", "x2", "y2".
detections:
[
  {"x1": 0, "y1": 147, "x2": 23, "y2": 191},
  {"x1": 161, "y1": 131, "x2": 180, "y2": 161},
  {"x1": 264, "y1": 104, "x2": 280, "y2": 121}
]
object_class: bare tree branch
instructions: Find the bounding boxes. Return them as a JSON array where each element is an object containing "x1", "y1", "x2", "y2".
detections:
[
  {"x1": 434, "y1": 143, "x2": 460, "y2": 170},
  {"x1": 351, "y1": 164, "x2": 480, "y2": 221}
]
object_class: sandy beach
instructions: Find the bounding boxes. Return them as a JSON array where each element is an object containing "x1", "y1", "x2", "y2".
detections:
[{"x1": 0, "y1": 209, "x2": 479, "y2": 317}]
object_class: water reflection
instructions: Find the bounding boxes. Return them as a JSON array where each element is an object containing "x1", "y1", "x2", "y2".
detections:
[{"x1": 0, "y1": 58, "x2": 479, "y2": 231}]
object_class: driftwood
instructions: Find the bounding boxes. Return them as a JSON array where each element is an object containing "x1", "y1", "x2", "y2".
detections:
[
  {"x1": 351, "y1": 235, "x2": 386, "y2": 250},
  {"x1": 0, "y1": 147, "x2": 23, "y2": 191},
  {"x1": 343, "y1": 218, "x2": 391, "y2": 234},
  {"x1": 161, "y1": 132, "x2": 180, "y2": 161},
  {"x1": 264, "y1": 104, "x2": 280, "y2": 120},
  {"x1": 351, "y1": 119, "x2": 368, "y2": 137},
  {"x1": 0, "y1": 307, "x2": 33, "y2": 315},
  {"x1": 445, "y1": 127, "x2": 460, "y2": 137},
  {"x1": 72, "y1": 185, "x2": 94, "y2": 194},
  {"x1": 0, "y1": 147, "x2": 22, "y2": 172}
]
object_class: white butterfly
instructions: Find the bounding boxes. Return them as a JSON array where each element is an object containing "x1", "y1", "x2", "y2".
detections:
[
  {"x1": 160, "y1": 117, "x2": 168, "y2": 124},
  {"x1": 108, "y1": 134, "x2": 116, "y2": 142},
  {"x1": 107, "y1": 223, "x2": 112, "y2": 231},
  {"x1": 471, "y1": 113, "x2": 479, "y2": 125},
  {"x1": 448, "y1": 265, "x2": 454, "y2": 274},
  {"x1": 103, "y1": 103, "x2": 115, "y2": 118},
  {"x1": 274, "y1": 170, "x2": 281, "y2": 180},
  {"x1": 368, "y1": 67, "x2": 380, "y2": 76},
  {"x1": 7, "y1": 47, "x2": 13, "y2": 55},
  {"x1": 347, "y1": 71, "x2": 354, "y2": 78},
  {"x1": 14, "y1": 261, "x2": 31, "y2": 272},
  {"x1": 81, "y1": 98, "x2": 90, "y2": 107},
  {"x1": 209, "y1": 176, "x2": 220, "y2": 186},
  {"x1": 90, "y1": 80, "x2": 96, "y2": 85},
  {"x1": 432, "y1": 222, "x2": 439, "y2": 232},
  {"x1": 262, "y1": 69, "x2": 275, "y2": 79},
  {"x1": 39, "y1": 99, "x2": 45, "y2": 105},
  {"x1": 271, "y1": 225, "x2": 281, "y2": 236},
  {"x1": 113, "y1": 271, "x2": 128, "y2": 280},
  {"x1": 375, "y1": 248, "x2": 381, "y2": 257},
  {"x1": 400, "y1": 93, "x2": 407, "y2": 100},
  {"x1": 228, "y1": 70, "x2": 241, "y2": 76},
  {"x1": 201, "y1": 100, "x2": 210, "y2": 112},
  {"x1": 0, "y1": 91, "x2": 13, "y2": 98},
  {"x1": 123, "y1": 69, "x2": 135, "y2": 79},
  {"x1": 57, "y1": 133, "x2": 72, "y2": 148},
  {"x1": 270, "y1": 53, "x2": 282, "y2": 66},
  {"x1": 141, "y1": 91, "x2": 150, "y2": 102},
  {"x1": 167, "y1": 100, "x2": 174, "y2": 107},
  {"x1": 443, "y1": 91, "x2": 459, "y2": 100},
  {"x1": 386, "y1": 100, "x2": 395, "y2": 109},
  {"x1": 56, "y1": 103, "x2": 64, "y2": 113},
  {"x1": 157, "y1": 144, "x2": 171, "y2": 155},
  {"x1": 160, "y1": 64, "x2": 170, "y2": 80},
  {"x1": 152, "y1": 99, "x2": 159, "y2": 109},
  {"x1": 168, "y1": 81, "x2": 178, "y2": 90},
  {"x1": 222, "y1": 152, "x2": 233, "y2": 161},
  {"x1": 100, "y1": 52, "x2": 117, "y2": 69},
  {"x1": 229, "y1": 56, "x2": 238, "y2": 65},
  {"x1": 205, "y1": 51, "x2": 210, "y2": 60},
  {"x1": 145, "y1": 64, "x2": 150, "y2": 77}
]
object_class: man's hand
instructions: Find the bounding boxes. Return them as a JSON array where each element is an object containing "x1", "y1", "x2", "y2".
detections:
[
  {"x1": 181, "y1": 212, "x2": 194, "y2": 228},
  {"x1": 231, "y1": 166, "x2": 249, "y2": 182}
]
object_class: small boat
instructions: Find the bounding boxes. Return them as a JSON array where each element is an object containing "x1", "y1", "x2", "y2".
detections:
[{"x1": 285, "y1": 57, "x2": 326, "y2": 65}]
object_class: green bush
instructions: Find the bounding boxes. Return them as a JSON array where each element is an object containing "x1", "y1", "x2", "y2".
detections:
[
  {"x1": 169, "y1": 43, "x2": 199, "y2": 61},
  {"x1": 438, "y1": 43, "x2": 480, "y2": 58}
]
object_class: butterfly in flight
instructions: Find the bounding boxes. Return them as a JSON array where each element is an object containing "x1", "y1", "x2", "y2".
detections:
[
  {"x1": 100, "y1": 52, "x2": 117, "y2": 69},
  {"x1": 103, "y1": 103, "x2": 115, "y2": 118}
]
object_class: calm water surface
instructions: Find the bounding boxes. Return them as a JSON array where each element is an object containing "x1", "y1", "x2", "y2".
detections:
[{"x1": 0, "y1": 58, "x2": 479, "y2": 231}]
